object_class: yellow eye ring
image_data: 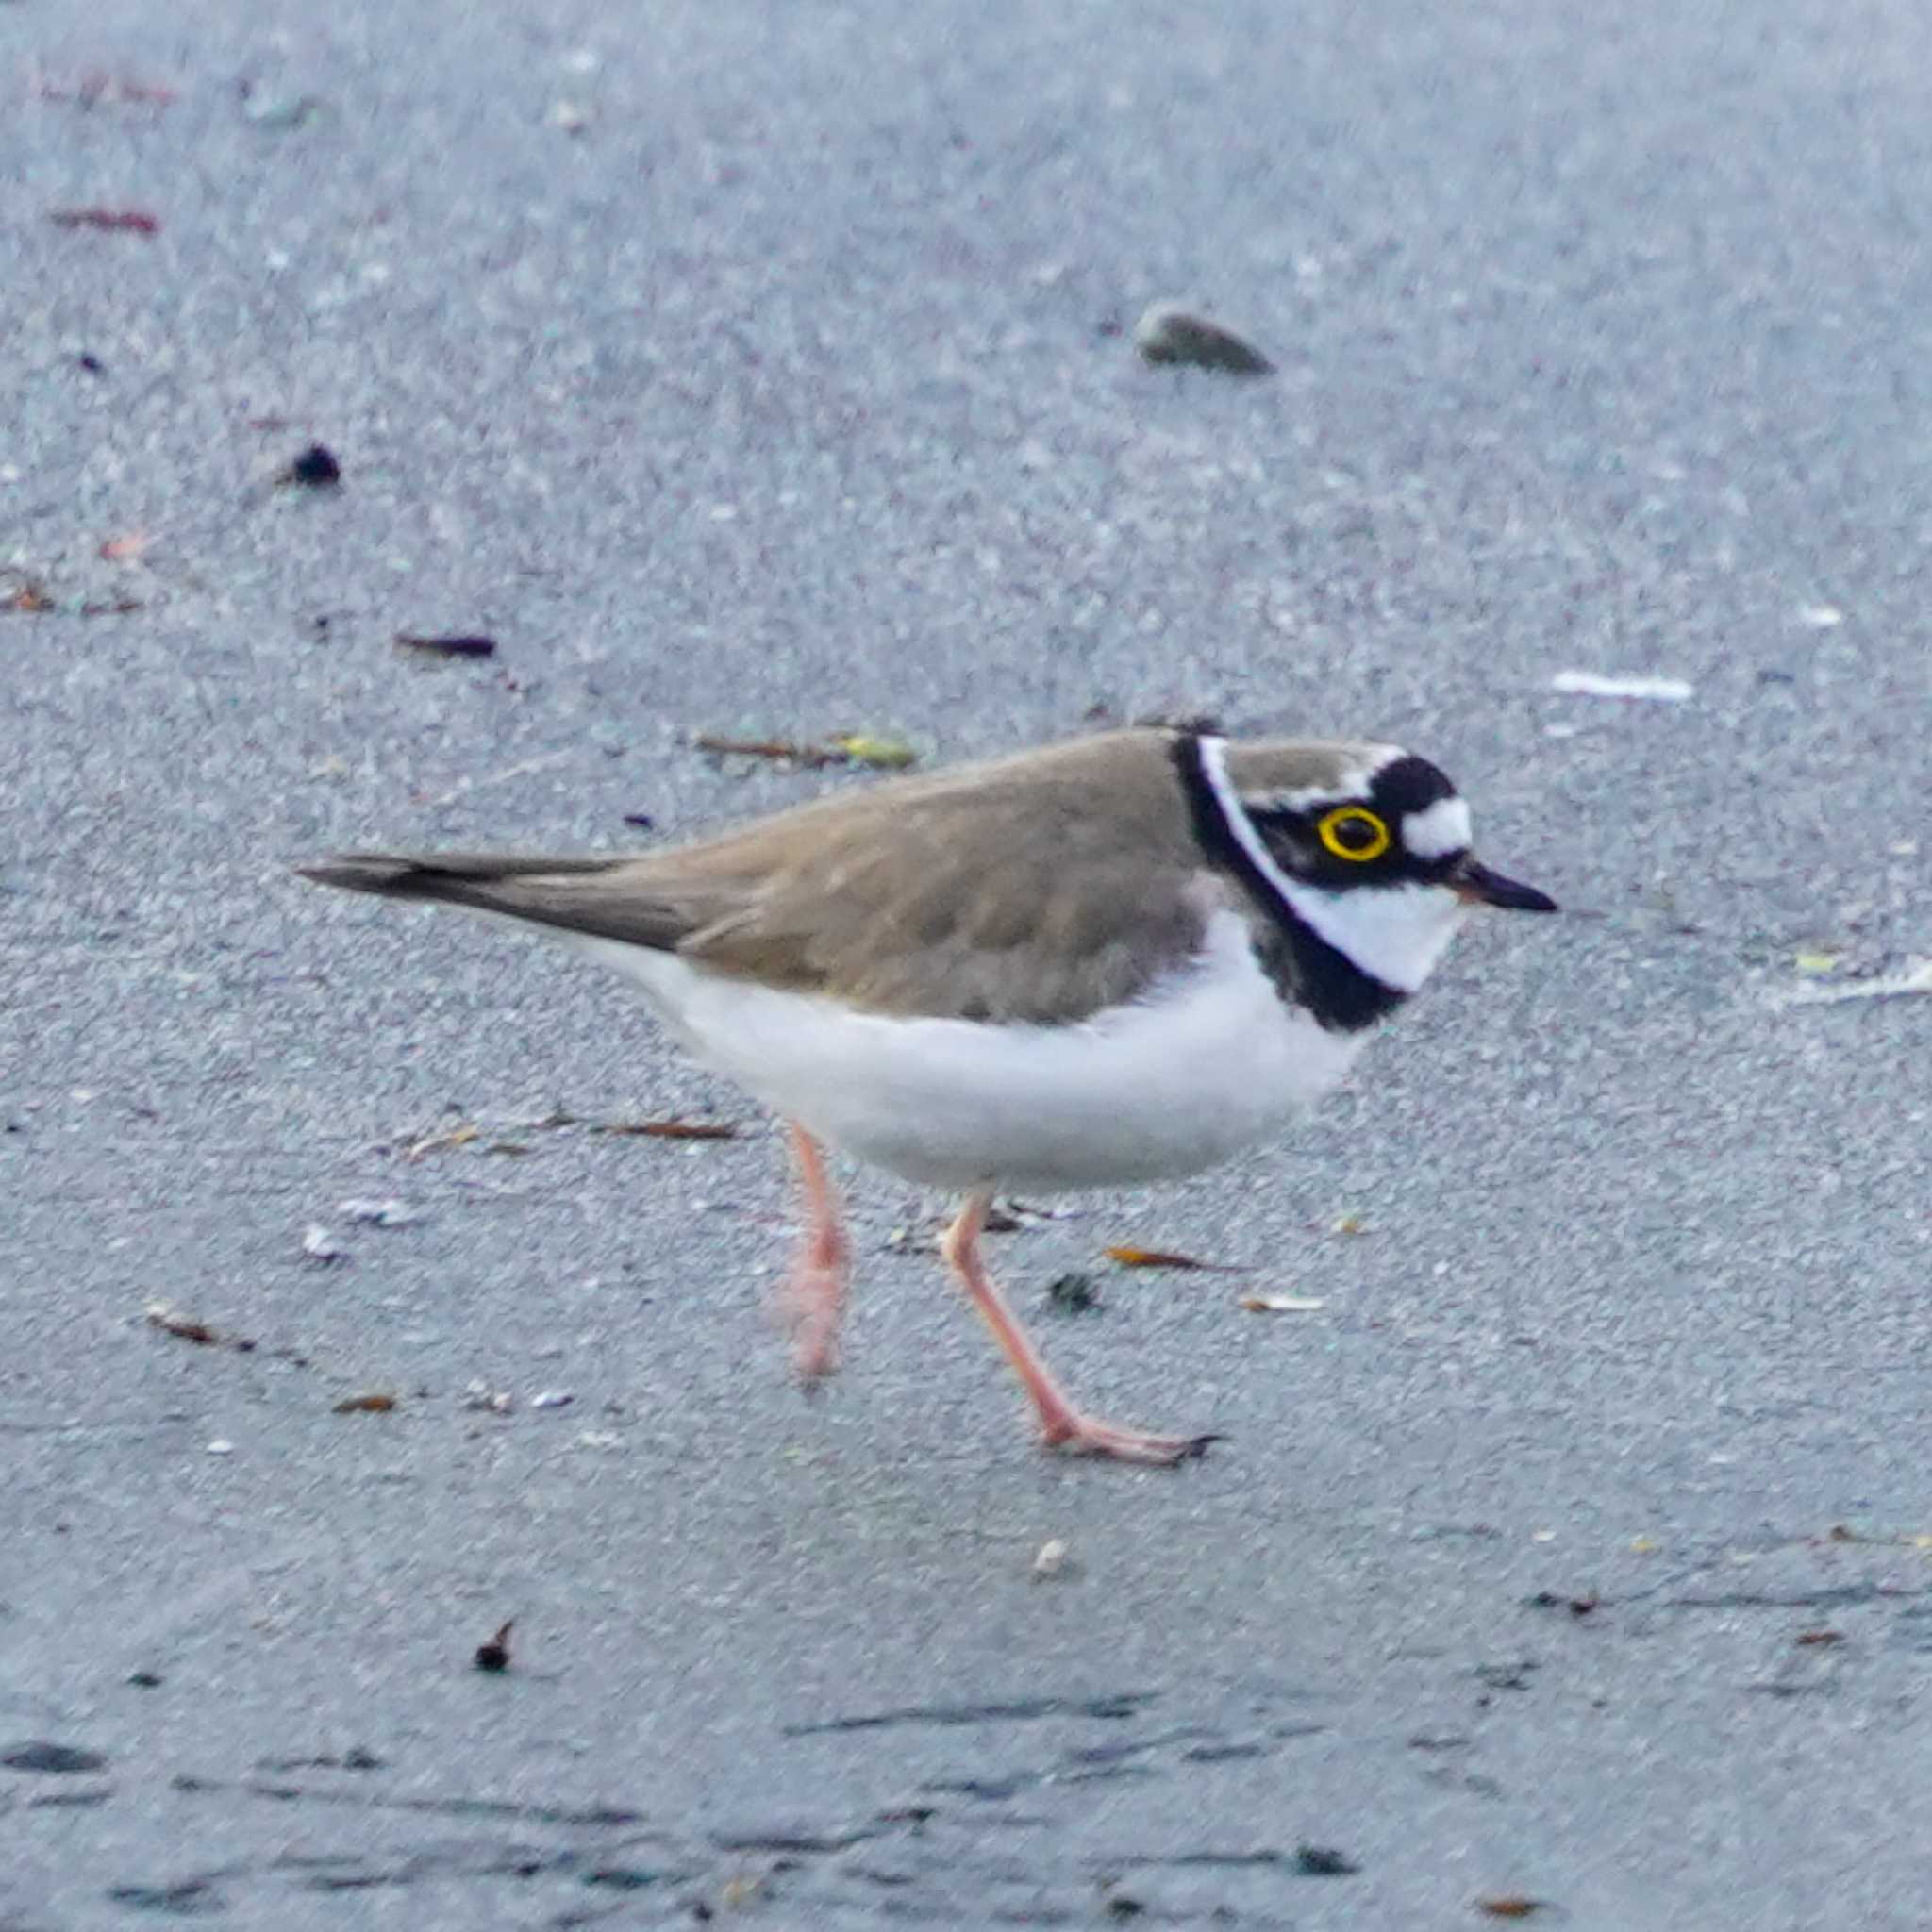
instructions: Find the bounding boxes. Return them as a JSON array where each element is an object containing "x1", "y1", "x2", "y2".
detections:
[{"x1": 1316, "y1": 806, "x2": 1391, "y2": 862}]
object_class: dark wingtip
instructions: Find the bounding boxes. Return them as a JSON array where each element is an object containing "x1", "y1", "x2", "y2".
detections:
[{"x1": 293, "y1": 855, "x2": 423, "y2": 894}]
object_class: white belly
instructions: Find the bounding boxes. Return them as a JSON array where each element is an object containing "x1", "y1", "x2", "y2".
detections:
[{"x1": 569, "y1": 910, "x2": 1369, "y2": 1191}]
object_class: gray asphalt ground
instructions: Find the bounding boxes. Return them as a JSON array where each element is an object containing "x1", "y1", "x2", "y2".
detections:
[{"x1": 5, "y1": 2, "x2": 1931, "y2": 1925}]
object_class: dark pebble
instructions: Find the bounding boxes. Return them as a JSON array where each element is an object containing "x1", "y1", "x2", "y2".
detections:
[
  {"x1": 286, "y1": 443, "x2": 341, "y2": 488},
  {"x1": 1295, "y1": 1843, "x2": 1360, "y2": 1876}
]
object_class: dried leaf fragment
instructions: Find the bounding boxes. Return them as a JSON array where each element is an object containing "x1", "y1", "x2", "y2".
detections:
[
  {"x1": 1103, "y1": 1245, "x2": 1239, "y2": 1272},
  {"x1": 97, "y1": 531, "x2": 151, "y2": 563},
  {"x1": 693, "y1": 731, "x2": 918, "y2": 772},
  {"x1": 331, "y1": 1391, "x2": 397, "y2": 1414},
  {"x1": 145, "y1": 1303, "x2": 222, "y2": 1347},
  {"x1": 1239, "y1": 1293, "x2": 1325, "y2": 1313},
  {"x1": 403, "y1": 1122, "x2": 482, "y2": 1159},
  {"x1": 591, "y1": 1118, "x2": 740, "y2": 1141},
  {"x1": 395, "y1": 632, "x2": 497, "y2": 658},
  {"x1": 1134, "y1": 302, "x2": 1275, "y2": 375},
  {"x1": 38, "y1": 72, "x2": 179, "y2": 107},
  {"x1": 1528, "y1": 1590, "x2": 1599, "y2": 1617},
  {"x1": 48, "y1": 207, "x2": 160, "y2": 234},
  {"x1": 3, "y1": 575, "x2": 56, "y2": 614},
  {"x1": 826, "y1": 732, "x2": 918, "y2": 770},
  {"x1": 1794, "y1": 1628, "x2": 1844, "y2": 1647},
  {"x1": 474, "y1": 1619, "x2": 515, "y2": 1673},
  {"x1": 1477, "y1": 1899, "x2": 1547, "y2": 1920},
  {"x1": 693, "y1": 732, "x2": 844, "y2": 767}
]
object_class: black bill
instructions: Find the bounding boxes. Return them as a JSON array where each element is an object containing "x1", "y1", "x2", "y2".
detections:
[{"x1": 1456, "y1": 860, "x2": 1557, "y2": 912}]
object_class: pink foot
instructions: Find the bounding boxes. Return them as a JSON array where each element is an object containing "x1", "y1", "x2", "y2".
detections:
[
  {"x1": 941, "y1": 1188, "x2": 1220, "y2": 1470},
  {"x1": 1038, "y1": 1413, "x2": 1220, "y2": 1466},
  {"x1": 779, "y1": 1260, "x2": 845, "y2": 1384},
  {"x1": 772, "y1": 1124, "x2": 849, "y2": 1386}
]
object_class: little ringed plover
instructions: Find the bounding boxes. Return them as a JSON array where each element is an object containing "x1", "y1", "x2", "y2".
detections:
[{"x1": 299, "y1": 724, "x2": 1555, "y2": 1466}]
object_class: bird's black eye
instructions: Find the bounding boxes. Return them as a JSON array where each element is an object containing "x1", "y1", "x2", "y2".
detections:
[{"x1": 1316, "y1": 806, "x2": 1391, "y2": 861}]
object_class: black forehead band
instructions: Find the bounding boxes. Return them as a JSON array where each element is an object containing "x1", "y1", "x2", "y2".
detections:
[{"x1": 1367, "y1": 754, "x2": 1456, "y2": 819}]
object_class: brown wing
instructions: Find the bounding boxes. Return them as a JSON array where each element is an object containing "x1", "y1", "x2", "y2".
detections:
[
  {"x1": 299, "y1": 730, "x2": 1220, "y2": 1024},
  {"x1": 668, "y1": 732, "x2": 1215, "y2": 1021}
]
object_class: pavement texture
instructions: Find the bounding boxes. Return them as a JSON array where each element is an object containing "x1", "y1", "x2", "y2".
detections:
[{"x1": 4, "y1": 2, "x2": 1931, "y2": 1926}]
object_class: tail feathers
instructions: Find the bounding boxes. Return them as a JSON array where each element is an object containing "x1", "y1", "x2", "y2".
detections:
[
  {"x1": 295, "y1": 852, "x2": 619, "y2": 898},
  {"x1": 294, "y1": 851, "x2": 695, "y2": 953}
]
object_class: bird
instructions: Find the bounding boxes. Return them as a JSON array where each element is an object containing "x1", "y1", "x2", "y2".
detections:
[{"x1": 297, "y1": 724, "x2": 1555, "y2": 1465}]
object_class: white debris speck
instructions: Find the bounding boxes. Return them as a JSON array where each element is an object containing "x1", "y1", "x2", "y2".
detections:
[
  {"x1": 1770, "y1": 958, "x2": 1932, "y2": 1008},
  {"x1": 301, "y1": 1224, "x2": 347, "y2": 1262},
  {"x1": 575, "y1": 1430, "x2": 623, "y2": 1450},
  {"x1": 1551, "y1": 671, "x2": 1694, "y2": 703},
  {"x1": 206, "y1": 1439, "x2": 235, "y2": 1456},
  {"x1": 338, "y1": 1198, "x2": 421, "y2": 1227},
  {"x1": 530, "y1": 1389, "x2": 575, "y2": 1410},
  {"x1": 462, "y1": 1380, "x2": 514, "y2": 1414},
  {"x1": 1032, "y1": 1538, "x2": 1072, "y2": 1578},
  {"x1": 1796, "y1": 604, "x2": 1844, "y2": 628},
  {"x1": 1238, "y1": 1293, "x2": 1326, "y2": 1314},
  {"x1": 548, "y1": 98, "x2": 591, "y2": 134}
]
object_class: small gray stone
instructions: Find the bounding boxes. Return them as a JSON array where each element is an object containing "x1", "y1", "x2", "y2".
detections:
[{"x1": 1133, "y1": 302, "x2": 1275, "y2": 375}]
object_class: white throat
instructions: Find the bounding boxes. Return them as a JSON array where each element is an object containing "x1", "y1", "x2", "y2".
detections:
[{"x1": 1274, "y1": 876, "x2": 1468, "y2": 992}]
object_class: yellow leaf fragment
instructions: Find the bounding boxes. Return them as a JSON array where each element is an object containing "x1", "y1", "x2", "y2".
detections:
[
  {"x1": 827, "y1": 732, "x2": 919, "y2": 770},
  {"x1": 1104, "y1": 1244, "x2": 1239, "y2": 1272}
]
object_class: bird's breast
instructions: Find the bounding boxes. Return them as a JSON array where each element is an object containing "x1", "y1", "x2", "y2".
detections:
[{"x1": 571, "y1": 911, "x2": 1372, "y2": 1191}]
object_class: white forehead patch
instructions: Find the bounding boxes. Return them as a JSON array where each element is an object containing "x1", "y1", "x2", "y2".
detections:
[{"x1": 1402, "y1": 795, "x2": 1472, "y2": 860}]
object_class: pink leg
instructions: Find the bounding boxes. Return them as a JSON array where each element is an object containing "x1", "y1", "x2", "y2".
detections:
[
  {"x1": 775, "y1": 1123, "x2": 850, "y2": 1384},
  {"x1": 941, "y1": 1189, "x2": 1216, "y2": 1466}
]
